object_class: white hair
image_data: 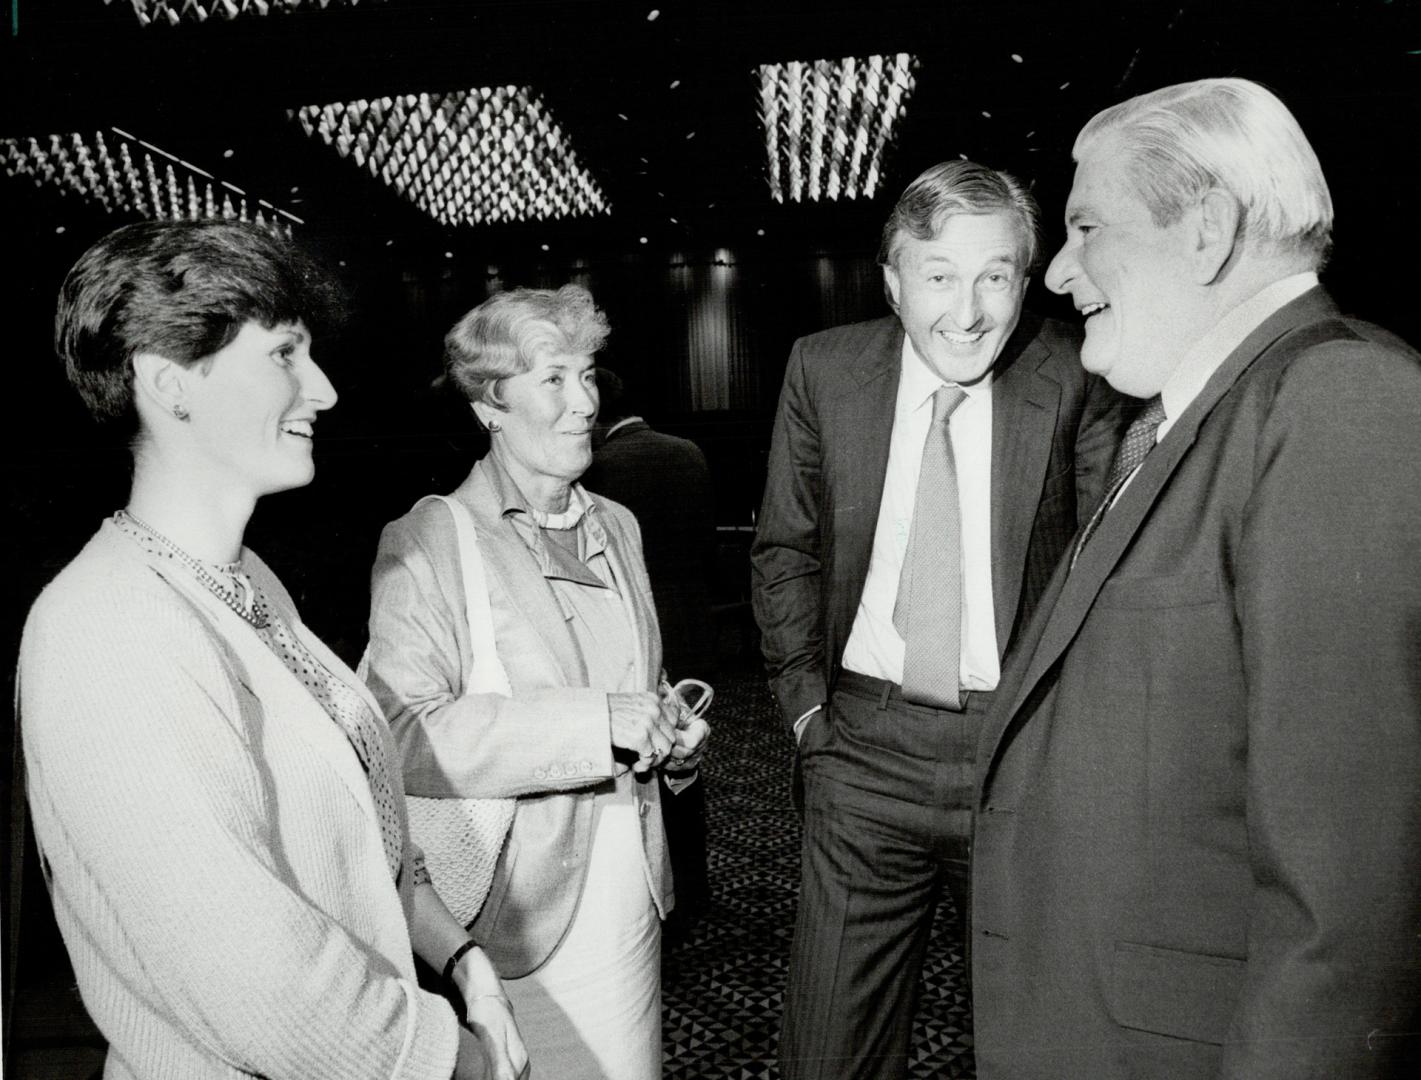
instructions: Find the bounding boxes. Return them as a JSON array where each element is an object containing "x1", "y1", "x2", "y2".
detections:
[{"x1": 1074, "y1": 78, "x2": 1333, "y2": 267}]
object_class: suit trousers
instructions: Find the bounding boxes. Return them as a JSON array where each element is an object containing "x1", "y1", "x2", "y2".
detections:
[{"x1": 780, "y1": 670, "x2": 990, "y2": 1080}]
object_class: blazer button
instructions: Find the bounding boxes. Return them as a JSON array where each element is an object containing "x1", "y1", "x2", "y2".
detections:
[
  {"x1": 564, "y1": 761, "x2": 579, "y2": 775},
  {"x1": 533, "y1": 767, "x2": 547, "y2": 781},
  {"x1": 548, "y1": 764, "x2": 565, "y2": 780},
  {"x1": 578, "y1": 760, "x2": 593, "y2": 774}
]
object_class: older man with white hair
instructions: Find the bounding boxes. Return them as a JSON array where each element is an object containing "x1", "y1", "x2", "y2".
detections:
[{"x1": 970, "y1": 78, "x2": 1421, "y2": 1078}]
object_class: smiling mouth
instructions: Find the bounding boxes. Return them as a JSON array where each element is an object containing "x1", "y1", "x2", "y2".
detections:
[
  {"x1": 937, "y1": 328, "x2": 987, "y2": 345},
  {"x1": 279, "y1": 420, "x2": 315, "y2": 440},
  {"x1": 1079, "y1": 301, "x2": 1110, "y2": 320}
]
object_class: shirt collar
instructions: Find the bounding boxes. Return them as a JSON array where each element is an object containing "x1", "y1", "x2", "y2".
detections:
[
  {"x1": 484, "y1": 451, "x2": 597, "y2": 525},
  {"x1": 1159, "y1": 271, "x2": 1318, "y2": 436},
  {"x1": 482, "y1": 452, "x2": 607, "y2": 580},
  {"x1": 898, "y1": 332, "x2": 994, "y2": 414},
  {"x1": 604, "y1": 416, "x2": 643, "y2": 438}
]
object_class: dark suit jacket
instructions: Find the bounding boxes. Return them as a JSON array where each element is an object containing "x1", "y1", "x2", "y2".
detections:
[
  {"x1": 751, "y1": 311, "x2": 1123, "y2": 731},
  {"x1": 972, "y1": 287, "x2": 1421, "y2": 1079},
  {"x1": 583, "y1": 420, "x2": 718, "y2": 678}
]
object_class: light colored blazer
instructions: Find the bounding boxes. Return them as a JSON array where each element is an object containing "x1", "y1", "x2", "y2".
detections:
[
  {"x1": 19, "y1": 522, "x2": 458, "y2": 1080},
  {"x1": 364, "y1": 458, "x2": 674, "y2": 978}
]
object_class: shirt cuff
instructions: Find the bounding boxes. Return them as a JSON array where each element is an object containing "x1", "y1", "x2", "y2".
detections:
[
  {"x1": 792, "y1": 704, "x2": 822, "y2": 745},
  {"x1": 663, "y1": 770, "x2": 700, "y2": 794}
]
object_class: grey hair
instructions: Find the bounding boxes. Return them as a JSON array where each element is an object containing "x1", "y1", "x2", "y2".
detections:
[
  {"x1": 444, "y1": 283, "x2": 610, "y2": 413},
  {"x1": 879, "y1": 160, "x2": 1041, "y2": 272},
  {"x1": 1073, "y1": 77, "x2": 1333, "y2": 267}
]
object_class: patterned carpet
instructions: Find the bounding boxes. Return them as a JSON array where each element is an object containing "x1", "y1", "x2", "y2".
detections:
[{"x1": 661, "y1": 664, "x2": 975, "y2": 1078}]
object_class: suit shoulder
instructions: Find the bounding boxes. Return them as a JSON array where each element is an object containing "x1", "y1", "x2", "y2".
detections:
[
  {"x1": 626, "y1": 426, "x2": 707, "y2": 460},
  {"x1": 1034, "y1": 314, "x2": 1085, "y2": 355},
  {"x1": 1267, "y1": 316, "x2": 1421, "y2": 399},
  {"x1": 1023, "y1": 314, "x2": 1085, "y2": 378},
  {"x1": 22, "y1": 532, "x2": 219, "y2": 681},
  {"x1": 586, "y1": 492, "x2": 645, "y2": 551},
  {"x1": 586, "y1": 490, "x2": 637, "y2": 528},
  {"x1": 792, "y1": 316, "x2": 899, "y2": 364},
  {"x1": 372, "y1": 496, "x2": 462, "y2": 574},
  {"x1": 28, "y1": 529, "x2": 164, "y2": 623}
]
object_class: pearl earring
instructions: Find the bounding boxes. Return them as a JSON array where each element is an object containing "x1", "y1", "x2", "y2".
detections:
[
  {"x1": 487, "y1": 419, "x2": 502, "y2": 433},
  {"x1": 172, "y1": 404, "x2": 190, "y2": 421}
]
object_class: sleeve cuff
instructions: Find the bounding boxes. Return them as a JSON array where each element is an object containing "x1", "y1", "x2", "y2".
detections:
[
  {"x1": 792, "y1": 704, "x2": 822, "y2": 744},
  {"x1": 393, "y1": 983, "x2": 460, "y2": 1080}
]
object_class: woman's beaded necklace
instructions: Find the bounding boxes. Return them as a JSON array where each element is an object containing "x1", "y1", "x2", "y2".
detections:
[{"x1": 113, "y1": 509, "x2": 269, "y2": 628}]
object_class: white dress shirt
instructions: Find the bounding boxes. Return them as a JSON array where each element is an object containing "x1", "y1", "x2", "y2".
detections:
[
  {"x1": 840, "y1": 335, "x2": 1000, "y2": 692},
  {"x1": 1113, "y1": 272, "x2": 1320, "y2": 505},
  {"x1": 1157, "y1": 272, "x2": 1319, "y2": 441}
]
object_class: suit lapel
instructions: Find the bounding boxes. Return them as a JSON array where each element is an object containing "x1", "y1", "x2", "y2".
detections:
[
  {"x1": 988, "y1": 315, "x2": 1061, "y2": 650},
  {"x1": 835, "y1": 321, "x2": 904, "y2": 611},
  {"x1": 983, "y1": 288, "x2": 1342, "y2": 767},
  {"x1": 587, "y1": 493, "x2": 660, "y2": 690},
  {"x1": 147, "y1": 559, "x2": 381, "y2": 824},
  {"x1": 455, "y1": 464, "x2": 591, "y2": 688}
]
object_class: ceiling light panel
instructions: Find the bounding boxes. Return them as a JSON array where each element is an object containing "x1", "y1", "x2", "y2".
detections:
[
  {"x1": 757, "y1": 53, "x2": 919, "y2": 203},
  {"x1": 293, "y1": 86, "x2": 610, "y2": 228},
  {"x1": 110, "y1": 0, "x2": 379, "y2": 28},
  {"x1": 0, "y1": 128, "x2": 301, "y2": 232}
]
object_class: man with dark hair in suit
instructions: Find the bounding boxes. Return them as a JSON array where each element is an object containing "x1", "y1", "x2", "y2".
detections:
[
  {"x1": 971, "y1": 77, "x2": 1421, "y2": 1079},
  {"x1": 751, "y1": 160, "x2": 1124, "y2": 1079},
  {"x1": 583, "y1": 367, "x2": 717, "y2": 945}
]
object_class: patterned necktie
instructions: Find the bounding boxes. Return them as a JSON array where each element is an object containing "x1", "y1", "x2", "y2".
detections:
[
  {"x1": 1071, "y1": 394, "x2": 1168, "y2": 568},
  {"x1": 894, "y1": 385, "x2": 968, "y2": 708}
]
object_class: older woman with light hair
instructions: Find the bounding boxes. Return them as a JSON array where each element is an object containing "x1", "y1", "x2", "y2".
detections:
[{"x1": 364, "y1": 284, "x2": 709, "y2": 1079}]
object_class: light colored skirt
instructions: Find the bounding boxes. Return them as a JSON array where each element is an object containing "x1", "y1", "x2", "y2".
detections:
[{"x1": 504, "y1": 784, "x2": 661, "y2": 1080}]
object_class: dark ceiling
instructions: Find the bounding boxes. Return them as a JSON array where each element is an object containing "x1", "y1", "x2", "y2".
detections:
[{"x1": 5, "y1": 0, "x2": 1417, "y2": 266}]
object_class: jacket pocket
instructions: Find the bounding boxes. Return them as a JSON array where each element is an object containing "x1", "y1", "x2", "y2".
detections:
[
  {"x1": 473, "y1": 836, "x2": 519, "y2": 936},
  {"x1": 1111, "y1": 940, "x2": 1245, "y2": 1044},
  {"x1": 1096, "y1": 571, "x2": 1221, "y2": 610}
]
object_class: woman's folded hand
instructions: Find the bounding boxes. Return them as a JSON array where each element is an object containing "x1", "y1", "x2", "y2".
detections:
[
  {"x1": 608, "y1": 691, "x2": 679, "y2": 774},
  {"x1": 452, "y1": 946, "x2": 528, "y2": 1080}
]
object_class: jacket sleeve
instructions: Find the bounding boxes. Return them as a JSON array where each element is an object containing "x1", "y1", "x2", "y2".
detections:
[
  {"x1": 1222, "y1": 341, "x2": 1421, "y2": 1076},
  {"x1": 19, "y1": 586, "x2": 459, "y2": 1080},
  {"x1": 364, "y1": 510, "x2": 616, "y2": 799},
  {"x1": 750, "y1": 337, "x2": 830, "y2": 732},
  {"x1": 1073, "y1": 372, "x2": 1130, "y2": 518}
]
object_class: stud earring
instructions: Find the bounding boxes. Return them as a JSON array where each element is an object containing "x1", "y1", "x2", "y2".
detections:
[
  {"x1": 487, "y1": 419, "x2": 502, "y2": 433},
  {"x1": 172, "y1": 403, "x2": 190, "y2": 421}
]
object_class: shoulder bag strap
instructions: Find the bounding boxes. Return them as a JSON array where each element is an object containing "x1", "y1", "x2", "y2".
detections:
[{"x1": 422, "y1": 495, "x2": 513, "y2": 698}]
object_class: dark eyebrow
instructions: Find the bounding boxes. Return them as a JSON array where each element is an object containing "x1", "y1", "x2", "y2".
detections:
[{"x1": 920, "y1": 252, "x2": 1020, "y2": 269}]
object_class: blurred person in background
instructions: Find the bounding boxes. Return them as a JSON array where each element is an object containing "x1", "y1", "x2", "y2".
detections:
[{"x1": 584, "y1": 365, "x2": 717, "y2": 946}]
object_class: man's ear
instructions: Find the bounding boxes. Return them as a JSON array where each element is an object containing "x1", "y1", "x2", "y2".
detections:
[
  {"x1": 1191, "y1": 189, "x2": 1243, "y2": 285},
  {"x1": 883, "y1": 262, "x2": 903, "y2": 312},
  {"x1": 131, "y1": 351, "x2": 190, "y2": 419}
]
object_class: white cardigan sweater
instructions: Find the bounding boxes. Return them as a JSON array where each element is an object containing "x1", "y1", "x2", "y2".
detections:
[{"x1": 19, "y1": 521, "x2": 459, "y2": 1080}]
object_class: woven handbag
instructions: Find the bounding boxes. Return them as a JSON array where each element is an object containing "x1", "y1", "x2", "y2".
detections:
[{"x1": 400, "y1": 494, "x2": 516, "y2": 927}]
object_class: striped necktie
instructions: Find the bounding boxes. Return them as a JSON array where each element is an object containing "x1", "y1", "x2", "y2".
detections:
[{"x1": 1071, "y1": 395, "x2": 1167, "y2": 569}]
